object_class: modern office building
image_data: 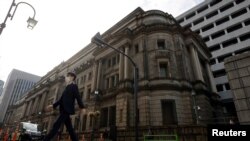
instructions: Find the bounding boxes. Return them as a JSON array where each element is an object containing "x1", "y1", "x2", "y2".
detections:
[
  {"x1": 0, "y1": 69, "x2": 41, "y2": 123},
  {"x1": 176, "y1": 0, "x2": 250, "y2": 118},
  {"x1": 5, "y1": 7, "x2": 220, "y2": 140}
]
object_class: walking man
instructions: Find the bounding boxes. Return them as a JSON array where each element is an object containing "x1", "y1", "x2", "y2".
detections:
[{"x1": 43, "y1": 72, "x2": 86, "y2": 141}]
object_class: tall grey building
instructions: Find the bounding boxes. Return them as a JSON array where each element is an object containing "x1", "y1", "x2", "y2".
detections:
[
  {"x1": 0, "y1": 69, "x2": 41, "y2": 122},
  {"x1": 176, "y1": 0, "x2": 250, "y2": 117}
]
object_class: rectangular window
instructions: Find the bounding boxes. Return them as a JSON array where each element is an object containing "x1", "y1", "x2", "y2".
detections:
[
  {"x1": 135, "y1": 44, "x2": 139, "y2": 54},
  {"x1": 225, "y1": 83, "x2": 231, "y2": 90},
  {"x1": 218, "y1": 53, "x2": 232, "y2": 63},
  {"x1": 231, "y1": 8, "x2": 247, "y2": 19},
  {"x1": 117, "y1": 54, "x2": 120, "y2": 64},
  {"x1": 203, "y1": 36, "x2": 210, "y2": 42},
  {"x1": 216, "y1": 84, "x2": 224, "y2": 92},
  {"x1": 197, "y1": 5, "x2": 208, "y2": 13},
  {"x1": 209, "y1": 44, "x2": 220, "y2": 52},
  {"x1": 213, "y1": 69, "x2": 226, "y2": 78},
  {"x1": 183, "y1": 23, "x2": 192, "y2": 29},
  {"x1": 244, "y1": 18, "x2": 250, "y2": 26},
  {"x1": 239, "y1": 32, "x2": 250, "y2": 42},
  {"x1": 87, "y1": 86, "x2": 91, "y2": 100},
  {"x1": 210, "y1": 0, "x2": 222, "y2": 7},
  {"x1": 112, "y1": 56, "x2": 116, "y2": 66},
  {"x1": 235, "y1": 46, "x2": 250, "y2": 54},
  {"x1": 227, "y1": 23, "x2": 242, "y2": 33},
  {"x1": 219, "y1": 3, "x2": 234, "y2": 12},
  {"x1": 106, "y1": 78, "x2": 110, "y2": 89},
  {"x1": 193, "y1": 18, "x2": 204, "y2": 25},
  {"x1": 209, "y1": 59, "x2": 216, "y2": 65},
  {"x1": 161, "y1": 100, "x2": 177, "y2": 125},
  {"x1": 107, "y1": 59, "x2": 111, "y2": 68},
  {"x1": 80, "y1": 91, "x2": 84, "y2": 99},
  {"x1": 215, "y1": 17, "x2": 230, "y2": 26},
  {"x1": 186, "y1": 12, "x2": 196, "y2": 20},
  {"x1": 159, "y1": 63, "x2": 169, "y2": 78},
  {"x1": 115, "y1": 74, "x2": 119, "y2": 85},
  {"x1": 111, "y1": 75, "x2": 115, "y2": 87},
  {"x1": 157, "y1": 40, "x2": 165, "y2": 49},
  {"x1": 177, "y1": 18, "x2": 184, "y2": 23},
  {"x1": 222, "y1": 38, "x2": 238, "y2": 48},
  {"x1": 82, "y1": 88, "x2": 85, "y2": 99},
  {"x1": 206, "y1": 11, "x2": 218, "y2": 19},
  {"x1": 202, "y1": 24, "x2": 214, "y2": 32},
  {"x1": 211, "y1": 30, "x2": 225, "y2": 39},
  {"x1": 119, "y1": 109, "x2": 123, "y2": 122},
  {"x1": 88, "y1": 72, "x2": 92, "y2": 80},
  {"x1": 195, "y1": 30, "x2": 200, "y2": 34},
  {"x1": 235, "y1": 0, "x2": 245, "y2": 4}
]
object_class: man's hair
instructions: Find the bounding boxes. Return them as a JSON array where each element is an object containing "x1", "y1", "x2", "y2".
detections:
[{"x1": 67, "y1": 72, "x2": 76, "y2": 80}]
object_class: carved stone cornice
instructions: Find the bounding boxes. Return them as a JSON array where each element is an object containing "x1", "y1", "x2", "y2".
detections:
[
  {"x1": 132, "y1": 23, "x2": 183, "y2": 37},
  {"x1": 73, "y1": 59, "x2": 95, "y2": 74}
]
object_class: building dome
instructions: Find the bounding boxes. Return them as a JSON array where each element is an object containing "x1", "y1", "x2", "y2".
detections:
[{"x1": 141, "y1": 10, "x2": 176, "y2": 26}]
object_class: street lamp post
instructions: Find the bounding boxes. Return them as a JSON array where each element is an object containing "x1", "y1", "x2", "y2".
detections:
[
  {"x1": 89, "y1": 90, "x2": 101, "y2": 141},
  {"x1": 91, "y1": 32, "x2": 139, "y2": 141},
  {"x1": 191, "y1": 89, "x2": 201, "y2": 124},
  {"x1": 0, "y1": 0, "x2": 38, "y2": 35}
]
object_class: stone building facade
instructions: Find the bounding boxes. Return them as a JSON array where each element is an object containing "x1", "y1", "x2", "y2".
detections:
[
  {"x1": 6, "y1": 7, "x2": 219, "y2": 139},
  {"x1": 225, "y1": 52, "x2": 250, "y2": 125}
]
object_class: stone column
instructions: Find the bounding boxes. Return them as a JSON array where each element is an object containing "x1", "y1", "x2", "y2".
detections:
[
  {"x1": 21, "y1": 102, "x2": 28, "y2": 118},
  {"x1": 119, "y1": 48, "x2": 124, "y2": 81},
  {"x1": 206, "y1": 63, "x2": 217, "y2": 92},
  {"x1": 39, "y1": 92, "x2": 47, "y2": 111},
  {"x1": 32, "y1": 97, "x2": 39, "y2": 114},
  {"x1": 26, "y1": 101, "x2": 32, "y2": 116},
  {"x1": 124, "y1": 46, "x2": 129, "y2": 79},
  {"x1": 96, "y1": 59, "x2": 102, "y2": 89},
  {"x1": 107, "y1": 77, "x2": 111, "y2": 88},
  {"x1": 29, "y1": 99, "x2": 34, "y2": 115},
  {"x1": 47, "y1": 116, "x2": 53, "y2": 131},
  {"x1": 190, "y1": 45, "x2": 204, "y2": 81}
]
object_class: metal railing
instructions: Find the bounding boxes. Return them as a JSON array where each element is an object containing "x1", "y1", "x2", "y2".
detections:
[{"x1": 144, "y1": 134, "x2": 179, "y2": 141}]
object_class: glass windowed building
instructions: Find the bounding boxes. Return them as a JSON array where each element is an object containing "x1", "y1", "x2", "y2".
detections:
[{"x1": 0, "y1": 69, "x2": 41, "y2": 123}]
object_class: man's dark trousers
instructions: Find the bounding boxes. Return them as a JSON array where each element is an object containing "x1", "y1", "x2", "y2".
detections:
[{"x1": 43, "y1": 113, "x2": 78, "y2": 141}]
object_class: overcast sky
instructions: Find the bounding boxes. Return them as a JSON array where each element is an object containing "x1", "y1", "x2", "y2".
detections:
[{"x1": 0, "y1": 0, "x2": 204, "y2": 82}]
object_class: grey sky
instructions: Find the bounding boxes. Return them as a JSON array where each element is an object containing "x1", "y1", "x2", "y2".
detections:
[{"x1": 0, "y1": 0, "x2": 204, "y2": 82}]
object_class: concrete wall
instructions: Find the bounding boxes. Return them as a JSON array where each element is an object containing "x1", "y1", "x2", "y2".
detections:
[{"x1": 225, "y1": 52, "x2": 250, "y2": 124}]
